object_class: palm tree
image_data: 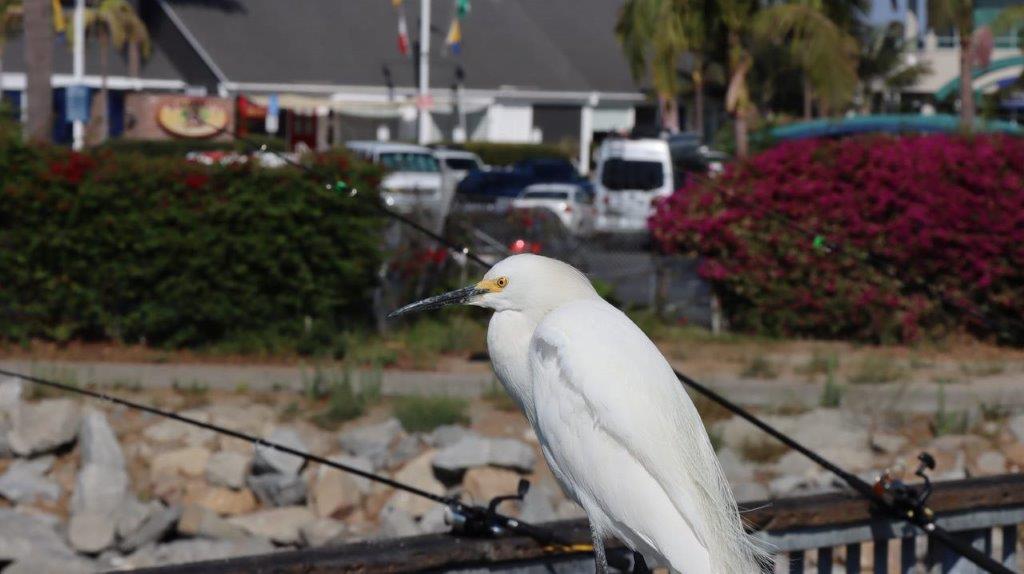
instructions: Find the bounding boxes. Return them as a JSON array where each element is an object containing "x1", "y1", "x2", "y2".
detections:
[
  {"x1": 77, "y1": 0, "x2": 149, "y2": 142},
  {"x1": 990, "y1": 4, "x2": 1024, "y2": 54},
  {"x1": 0, "y1": 0, "x2": 22, "y2": 110},
  {"x1": 857, "y1": 22, "x2": 932, "y2": 113},
  {"x1": 616, "y1": 0, "x2": 690, "y2": 134},
  {"x1": 718, "y1": 0, "x2": 757, "y2": 158},
  {"x1": 23, "y1": 0, "x2": 53, "y2": 142},
  {"x1": 753, "y1": 0, "x2": 859, "y2": 119},
  {"x1": 929, "y1": 0, "x2": 976, "y2": 128}
]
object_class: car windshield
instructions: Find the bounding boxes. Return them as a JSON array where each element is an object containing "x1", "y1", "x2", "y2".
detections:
[
  {"x1": 444, "y1": 158, "x2": 480, "y2": 171},
  {"x1": 600, "y1": 159, "x2": 664, "y2": 191},
  {"x1": 523, "y1": 190, "x2": 570, "y2": 200},
  {"x1": 379, "y1": 152, "x2": 440, "y2": 173}
]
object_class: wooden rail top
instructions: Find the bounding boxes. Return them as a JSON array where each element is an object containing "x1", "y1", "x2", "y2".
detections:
[{"x1": 131, "y1": 474, "x2": 1024, "y2": 574}]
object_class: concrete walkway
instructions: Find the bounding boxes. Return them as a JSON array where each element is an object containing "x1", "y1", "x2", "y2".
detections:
[{"x1": 1, "y1": 359, "x2": 1020, "y2": 416}]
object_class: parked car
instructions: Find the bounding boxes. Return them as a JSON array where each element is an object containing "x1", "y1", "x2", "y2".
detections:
[
  {"x1": 344, "y1": 141, "x2": 442, "y2": 214},
  {"x1": 511, "y1": 183, "x2": 596, "y2": 236},
  {"x1": 432, "y1": 148, "x2": 487, "y2": 184},
  {"x1": 595, "y1": 136, "x2": 728, "y2": 233},
  {"x1": 455, "y1": 157, "x2": 592, "y2": 208}
]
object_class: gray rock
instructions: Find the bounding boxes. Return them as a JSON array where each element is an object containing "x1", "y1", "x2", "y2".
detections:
[
  {"x1": 178, "y1": 504, "x2": 250, "y2": 540},
  {"x1": 79, "y1": 409, "x2": 125, "y2": 468},
  {"x1": 376, "y1": 504, "x2": 420, "y2": 539},
  {"x1": 115, "y1": 496, "x2": 157, "y2": 539},
  {"x1": 253, "y1": 427, "x2": 307, "y2": 476},
  {"x1": 68, "y1": 510, "x2": 117, "y2": 554},
  {"x1": 385, "y1": 435, "x2": 422, "y2": 469},
  {"x1": 971, "y1": 451, "x2": 1006, "y2": 476},
  {"x1": 418, "y1": 504, "x2": 449, "y2": 534},
  {"x1": 338, "y1": 418, "x2": 403, "y2": 469},
  {"x1": 8, "y1": 399, "x2": 81, "y2": 456},
  {"x1": 518, "y1": 484, "x2": 557, "y2": 524},
  {"x1": 299, "y1": 517, "x2": 347, "y2": 547},
  {"x1": 0, "y1": 377, "x2": 23, "y2": 410},
  {"x1": 119, "y1": 505, "x2": 181, "y2": 553},
  {"x1": 714, "y1": 409, "x2": 869, "y2": 453},
  {"x1": 817, "y1": 446, "x2": 875, "y2": 472},
  {"x1": 769, "y1": 475, "x2": 810, "y2": 497},
  {"x1": 71, "y1": 463, "x2": 129, "y2": 517},
  {"x1": 126, "y1": 538, "x2": 276, "y2": 569},
  {"x1": 732, "y1": 482, "x2": 770, "y2": 502},
  {"x1": 143, "y1": 410, "x2": 216, "y2": 446},
  {"x1": 555, "y1": 500, "x2": 587, "y2": 520},
  {"x1": 248, "y1": 472, "x2": 308, "y2": 507},
  {"x1": 3, "y1": 556, "x2": 95, "y2": 574},
  {"x1": 487, "y1": 438, "x2": 536, "y2": 473},
  {"x1": 870, "y1": 433, "x2": 908, "y2": 455},
  {"x1": 1008, "y1": 414, "x2": 1024, "y2": 442},
  {"x1": 331, "y1": 454, "x2": 374, "y2": 494},
  {"x1": 425, "y1": 425, "x2": 471, "y2": 448},
  {"x1": 206, "y1": 451, "x2": 251, "y2": 489},
  {"x1": 228, "y1": 506, "x2": 317, "y2": 545},
  {"x1": 432, "y1": 436, "x2": 535, "y2": 477},
  {"x1": 771, "y1": 450, "x2": 818, "y2": 479},
  {"x1": 0, "y1": 508, "x2": 80, "y2": 563},
  {"x1": 717, "y1": 448, "x2": 754, "y2": 484},
  {"x1": 0, "y1": 456, "x2": 60, "y2": 503}
]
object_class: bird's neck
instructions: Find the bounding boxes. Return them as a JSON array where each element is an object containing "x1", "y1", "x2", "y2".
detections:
[{"x1": 487, "y1": 309, "x2": 542, "y2": 422}]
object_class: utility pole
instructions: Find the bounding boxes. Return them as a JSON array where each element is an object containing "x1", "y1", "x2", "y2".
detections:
[
  {"x1": 72, "y1": 0, "x2": 85, "y2": 150},
  {"x1": 417, "y1": 0, "x2": 430, "y2": 145}
]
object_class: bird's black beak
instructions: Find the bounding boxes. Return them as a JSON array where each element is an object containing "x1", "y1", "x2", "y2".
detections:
[{"x1": 387, "y1": 284, "x2": 489, "y2": 319}]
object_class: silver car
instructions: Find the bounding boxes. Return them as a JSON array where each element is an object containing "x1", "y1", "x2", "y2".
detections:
[{"x1": 511, "y1": 183, "x2": 596, "y2": 236}]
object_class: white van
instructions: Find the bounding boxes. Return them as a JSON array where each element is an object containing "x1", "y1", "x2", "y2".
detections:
[
  {"x1": 344, "y1": 141, "x2": 443, "y2": 214},
  {"x1": 593, "y1": 138, "x2": 673, "y2": 232}
]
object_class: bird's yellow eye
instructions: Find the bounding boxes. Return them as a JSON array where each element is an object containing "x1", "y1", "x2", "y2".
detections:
[{"x1": 495, "y1": 276, "x2": 509, "y2": 288}]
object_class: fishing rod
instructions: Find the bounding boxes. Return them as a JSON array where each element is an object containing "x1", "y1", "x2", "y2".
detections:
[{"x1": 190, "y1": 128, "x2": 1010, "y2": 572}]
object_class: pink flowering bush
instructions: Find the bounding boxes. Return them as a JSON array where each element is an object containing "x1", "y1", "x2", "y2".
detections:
[{"x1": 651, "y1": 135, "x2": 1024, "y2": 343}]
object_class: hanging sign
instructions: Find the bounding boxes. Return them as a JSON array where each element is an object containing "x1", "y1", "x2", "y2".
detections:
[{"x1": 156, "y1": 97, "x2": 230, "y2": 138}]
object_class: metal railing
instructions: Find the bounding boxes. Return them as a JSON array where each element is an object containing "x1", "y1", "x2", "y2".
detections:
[{"x1": 129, "y1": 474, "x2": 1023, "y2": 574}]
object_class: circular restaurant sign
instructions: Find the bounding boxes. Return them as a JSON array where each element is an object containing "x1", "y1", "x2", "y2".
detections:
[{"x1": 156, "y1": 98, "x2": 230, "y2": 138}]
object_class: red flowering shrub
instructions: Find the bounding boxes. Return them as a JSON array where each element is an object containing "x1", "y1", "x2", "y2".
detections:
[{"x1": 650, "y1": 135, "x2": 1024, "y2": 344}]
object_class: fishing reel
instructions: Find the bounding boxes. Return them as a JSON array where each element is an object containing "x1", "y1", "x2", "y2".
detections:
[
  {"x1": 446, "y1": 478, "x2": 532, "y2": 537},
  {"x1": 873, "y1": 452, "x2": 936, "y2": 522}
]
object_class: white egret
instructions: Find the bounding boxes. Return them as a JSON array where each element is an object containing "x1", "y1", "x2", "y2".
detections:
[{"x1": 388, "y1": 254, "x2": 766, "y2": 573}]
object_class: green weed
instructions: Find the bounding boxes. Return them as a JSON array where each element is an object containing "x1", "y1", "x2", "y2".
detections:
[
  {"x1": 393, "y1": 395, "x2": 470, "y2": 432},
  {"x1": 847, "y1": 356, "x2": 906, "y2": 385}
]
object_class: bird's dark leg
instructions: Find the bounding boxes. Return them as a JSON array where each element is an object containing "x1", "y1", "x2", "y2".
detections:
[
  {"x1": 631, "y1": 550, "x2": 651, "y2": 574},
  {"x1": 591, "y1": 527, "x2": 609, "y2": 574}
]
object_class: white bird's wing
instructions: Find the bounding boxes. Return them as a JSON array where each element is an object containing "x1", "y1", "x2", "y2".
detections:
[{"x1": 529, "y1": 299, "x2": 756, "y2": 573}]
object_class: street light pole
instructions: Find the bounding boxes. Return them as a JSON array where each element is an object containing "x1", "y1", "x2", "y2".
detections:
[
  {"x1": 417, "y1": 0, "x2": 430, "y2": 145},
  {"x1": 72, "y1": 0, "x2": 85, "y2": 150}
]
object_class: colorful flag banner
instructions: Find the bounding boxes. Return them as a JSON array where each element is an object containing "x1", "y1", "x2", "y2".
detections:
[
  {"x1": 51, "y1": 0, "x2": 66, "y2": 33},
  {"x1": 445, "y1": 18, "x2": 462, "y2": 55},
  {"x1": 397, "y1": 8, "x2": 410, "y2": 56}
]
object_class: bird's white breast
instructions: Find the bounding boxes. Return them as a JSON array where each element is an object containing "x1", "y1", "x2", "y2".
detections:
[{"x1": 487, "y1": 310, "x2": 539, "y2": 422}]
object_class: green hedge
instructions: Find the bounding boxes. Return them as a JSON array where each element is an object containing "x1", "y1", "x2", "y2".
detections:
[
  {"x1": 0, "y1": 135, "x2": 385, "y2": 351},
  {"x1": 99, "y1": 135, "x2": 287, "y2": 157},
  {"x1": 438, "y1": 141, "x2": 576, "y2": 166}
]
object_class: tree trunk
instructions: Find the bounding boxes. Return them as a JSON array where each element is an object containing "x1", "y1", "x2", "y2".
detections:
[
  {"x1": 128, "y1": 42, "x2": 140, "y2": 79},
  {"x1": 734, "y1": 110, "x2": 748, "y2": 159},
  {"x1": 958, "y1": 34, "x2": 975, "y2": 130},
  {"x1": 803, "y1": 76, "x2": 813, "y2": 120},
  {"x1": 658, "y1": 93, "x2": 679, "y2": 135},
  {"x1": 24, "y1": 0, "x2": 54, "y2": 142},
  {"x1": 97, "y1": 29, "x2": 109, "y2": 142},
  {"x1": 692, "y1": 70, "x2": 705, "y2": 139}
]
